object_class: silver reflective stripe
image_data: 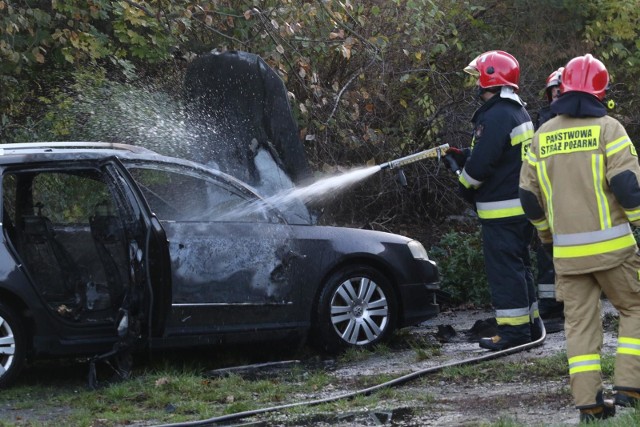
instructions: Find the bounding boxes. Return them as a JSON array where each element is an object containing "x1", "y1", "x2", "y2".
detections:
[
  {"x1": 495, "y1": 307, "x2": 530, "y2": 318},
  {"x1": 553, "y1": 223, "x2": 631, "y2": 246},
  {"x1": 476, "y1": 198, "x2": 522, "y2": 211},
  {"x1": 593, "y1": 154, "x2": 611, "y2": 228},
  {"x1": 510, "y1": 121, "x2": 534, "y2": 139},
  {"x1": 461, "y1": 169, "x2": 482, "y2": 188},
  {"x1": 538, "y1": 283, "x2": 555, "y2": 298},
  {"x1": 569, "y1": 359, "x2": 600, "y2": 369},
  {"x1": 606, "y1": 137, "x2": 631, "y2": 156},
  {"x1": 618, "y1": 341, "x2": 640, "y2": 352}
]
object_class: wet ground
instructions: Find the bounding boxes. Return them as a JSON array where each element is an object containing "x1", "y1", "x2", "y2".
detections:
[
  {"x1": 261, "y1": 300, "x2": 626, "y2": 427},
  {"x1": 0, "y1": 301, "x2": 627, "y2": 426}
]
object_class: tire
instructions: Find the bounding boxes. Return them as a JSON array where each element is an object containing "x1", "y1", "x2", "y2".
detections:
[
  {"x1": 313, "y1": 265, "x2": 397, "y2": 353},
  {"x1": 0, "y1": 302, "x2": 26, "y2": 388}
]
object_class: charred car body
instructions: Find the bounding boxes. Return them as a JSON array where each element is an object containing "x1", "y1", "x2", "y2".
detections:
[{"x1": 0, "y1": 142, "x2": 439, "y2": 387}]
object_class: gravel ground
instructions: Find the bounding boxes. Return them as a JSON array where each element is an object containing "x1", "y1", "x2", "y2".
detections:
[{"x1": 0, "y1": 300, "x2": 627, "y2": 426}]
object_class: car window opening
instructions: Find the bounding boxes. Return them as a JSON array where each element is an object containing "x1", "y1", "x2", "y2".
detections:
[{"x1": 3, "y1": 170, "x2": 130, "y2": 324}]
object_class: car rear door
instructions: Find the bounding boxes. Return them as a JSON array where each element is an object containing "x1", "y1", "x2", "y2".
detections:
[{"x1": 1, "y1": 159, "x2": 171, "y2": 351}]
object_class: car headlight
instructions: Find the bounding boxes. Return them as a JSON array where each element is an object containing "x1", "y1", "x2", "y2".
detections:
[{"x1": 407, "y1": 240, "x2": 429, "y2": 261}]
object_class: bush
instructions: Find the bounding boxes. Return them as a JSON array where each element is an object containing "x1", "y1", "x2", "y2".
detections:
[{"x1": 429, "y1": 228, "x2": 490, "y2": 307}]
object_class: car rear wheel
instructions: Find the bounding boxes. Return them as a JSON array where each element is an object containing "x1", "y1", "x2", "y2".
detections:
[
  {"x1": 0, "y1": 302, "x2": 26, "y2": 388},
  {"x1": 313, "y1": 265, "x2": 397, "y2": 353}
]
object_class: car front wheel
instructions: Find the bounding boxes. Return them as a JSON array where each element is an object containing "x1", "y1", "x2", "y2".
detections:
[
  {"x1": 313, "y1": 265, "x2": 397, "y2": 353},
  {"x1": 0, "y1": 302, "x2": 26, "y2": 388}
]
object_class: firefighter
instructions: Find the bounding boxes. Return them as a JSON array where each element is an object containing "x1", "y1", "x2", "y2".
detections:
[
  {"x1": 535, "y1": 67, "x2": 563, "y2": 129},
  {"x1": 520, "y1": 54, "x2": 640, "y2": 422},
  {"x1": 534, "y1": 68, "x2": 564, "y2": 323},
  {"x1": 445, "y1": 50, "x2": 539, "y2": 350}
]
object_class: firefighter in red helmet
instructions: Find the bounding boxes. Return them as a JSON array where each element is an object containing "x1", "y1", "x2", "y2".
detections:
[
  {"x1": 520, "y1": 53, "x2": 640, "y2": 422},
  {"x1": 535, "y1": 67, "x2": 564, "y2": 129},
  {"x1": 445, "y1": 50, "x2": 539, "y2": 351}
]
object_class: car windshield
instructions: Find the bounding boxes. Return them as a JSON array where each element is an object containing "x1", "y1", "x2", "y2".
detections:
[{"x1": 126, "y1": 163, "x2": 283, "y2": 224}]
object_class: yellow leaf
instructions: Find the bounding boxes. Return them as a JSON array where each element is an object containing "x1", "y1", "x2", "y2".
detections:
[
  {"x1": 400, "y1": 99, "x2": 408, "y2": 108},
  {"x1": 415, "y1": 51, "x2": 422, "y2": 60},
  {"x1": 340, "y1": 45, "x2": 351, "y2": 59}
]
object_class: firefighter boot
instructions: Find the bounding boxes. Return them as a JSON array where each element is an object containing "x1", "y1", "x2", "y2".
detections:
[
  {"x1": 538, "y1": 298, "x2": 564, "y2": 319},
  {"x1": 614, "y1": 390, "x2": 640, "y2": 407},
  {"x1": 479, "y1": 324, "x2": 531, "y2": 351},
  {"x1": 530, "y1": 317, "x2": 545, "y2": 342},
  {"x1": 579, "y1": 400, "x2": 615, "y2": 423}
]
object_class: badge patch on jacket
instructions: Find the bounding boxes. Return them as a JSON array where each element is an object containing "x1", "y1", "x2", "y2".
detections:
[{"x1": 475, "y1": 124, "x2": 484, "y2": 138}]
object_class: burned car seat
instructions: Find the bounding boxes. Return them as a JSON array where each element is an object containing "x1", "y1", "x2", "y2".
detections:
[
  {"x1": 89, "y1": 201, "x2": 128, "y2": 310},
  {"x1": 18, "y1": 213, "x2": 82, "y2": 304}
]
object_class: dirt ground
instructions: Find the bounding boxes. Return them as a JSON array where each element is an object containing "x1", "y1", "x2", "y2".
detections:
[
  {"x1": 259, "y1": 300, "x2": 626, "y2": 427},
  {"x1": 0, "y1": 301, "x2": 627, "y2": 427}
]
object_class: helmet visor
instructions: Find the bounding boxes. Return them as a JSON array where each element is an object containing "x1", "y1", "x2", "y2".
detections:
[{"x1": 464, "y1": 64, "x2": 479, "y2": 77}]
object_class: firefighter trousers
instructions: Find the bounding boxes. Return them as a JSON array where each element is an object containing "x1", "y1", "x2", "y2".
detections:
[
  {"x1": 481, "y1": 219, "x2": 537, "y2": 337},
  {"x1": 557, "y1": 250, "x2": 640, "y2": 408}
]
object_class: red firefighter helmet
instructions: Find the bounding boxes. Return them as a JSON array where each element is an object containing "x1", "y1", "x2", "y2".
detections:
[
  {"x1": 560, "y1": 54, "x2": 609, "y2": 100},
  {"x1": 464, "y1": 50, "x2": 520, "y2": 90}
]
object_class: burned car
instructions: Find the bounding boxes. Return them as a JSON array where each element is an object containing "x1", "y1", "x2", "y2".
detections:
[{"x1": 0, "y1": 142, "x2": 439, "y2": 387}]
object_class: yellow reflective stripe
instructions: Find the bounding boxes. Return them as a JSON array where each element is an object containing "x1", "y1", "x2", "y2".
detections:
[
  {"x1": 554, "y1": 223, "x2": 631, "y2": 246},
  {"x1": 625, "y1": 208, "x2": 640, "y2": 222},
  {"x1": 496, "y1": 315, "x2": 530, "y2": 326},
  {"x1": 459, "y1": 169, "x2": 482, "y2": 189},
  {"x1": 532, "y1": 217, "x2": 549, "y2": 231},
  {"x1": 459, "y1": 174, "x2": 472, "y2": 189},
  {"x1": 526, "y1": 150, "x2": 537, "y2": 163},
  {"x1": 606, "y1": 136, "x2": 632, "y2": 157},
  {"x1": 554, "y1": 233, "x2": 636, "y2": 258},
  {"x1": 618, "y1": 337, "x2": 640, "y2": 356},
  {"x1": 476, "y1": 199, "x2": 524, "y2": 219},
  {"x1": 592, "y1": 154, "x2": 611, "y2": 229},
  {"x1": 511, "y1": 123, "x2": 534, "y2": 146},
  {"x1": 568, "y1": 354, "x2": 601, "y2": 375},
  {"x1": 477, "y1": 206, "x2": 525, "y2": 219},
  {"x1": 537, "y1": 161, "x2": 554, "y2": 232}
]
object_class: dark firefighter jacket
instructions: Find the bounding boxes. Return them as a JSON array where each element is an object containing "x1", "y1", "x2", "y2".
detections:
[
  {"x1": 458, "y1": 88, "x2": 534, "y2": 222},
  {"x1": 519, "y1": 92, "x2": 640, "y2": 275},
  {"x1": 535, "y1": 105, "x2": 555, "y2": 131}
]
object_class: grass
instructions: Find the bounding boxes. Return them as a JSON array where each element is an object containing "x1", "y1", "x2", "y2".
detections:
[{"x1": 0, "y1": 340, "x2": 635, "y2": 427}]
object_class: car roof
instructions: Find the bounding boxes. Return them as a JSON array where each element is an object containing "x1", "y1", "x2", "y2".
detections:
[
  {"x1": 0, "y1": 141, "x2": 265, "y2": 196},
  {"x1": 0, "y1": 141, "x2": 156, "y2": 158}
]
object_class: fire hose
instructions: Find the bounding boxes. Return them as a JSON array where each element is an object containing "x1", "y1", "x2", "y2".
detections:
[
  {"x1": 378, "y1": 143, "x2": 462, "y2": 186},
  {"x1": 153, "y1": 324, "x2": 546, "y2": 427}
]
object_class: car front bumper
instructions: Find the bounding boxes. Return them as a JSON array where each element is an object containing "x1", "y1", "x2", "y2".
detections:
[{"x1": 399, "y1": 281, "x2": 440, "y2": 327}]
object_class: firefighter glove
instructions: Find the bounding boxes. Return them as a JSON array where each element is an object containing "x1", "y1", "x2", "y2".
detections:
[
  {"x1": 446, "y1": 147, "x2": 468, "y2": 166},
  {"x1": 444, "y1": 147, "x2": 468, "y2": 173}
]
